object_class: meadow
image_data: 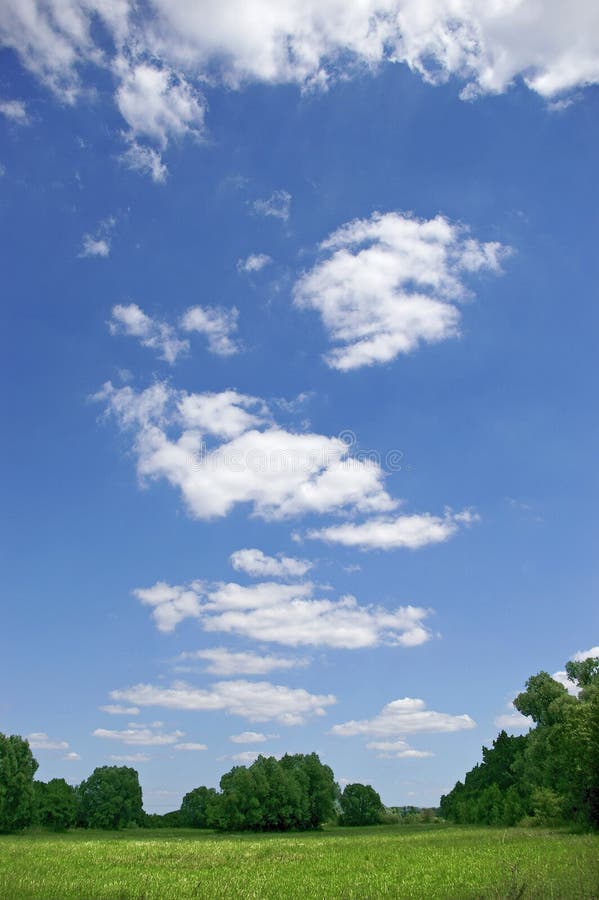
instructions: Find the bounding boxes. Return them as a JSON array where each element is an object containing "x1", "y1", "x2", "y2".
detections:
[{"x1": 0, "y1": 824, "x2": 597, "y2": 899}]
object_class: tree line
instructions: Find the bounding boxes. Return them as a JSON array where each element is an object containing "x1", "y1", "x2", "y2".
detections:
[
  {"x1": 0, "y1": 737, "x2": 393, "y2": 833},
  {"x1": 440, "y1": 657, "x2": 599, "y2": 828}
]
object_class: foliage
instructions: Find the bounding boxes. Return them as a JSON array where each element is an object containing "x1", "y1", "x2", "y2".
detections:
[
  {"x1": 208, "y1": 753, "x2": 338, "y2": 832},
  {"x1": 0, "y1": 733, "x2": 38, "y2": 833},
  {"x1": 180, "y1": 786, "x2": 218, "y2": 828},
  {"x1": 338, "y1": 782, "x2": 384, "y2": 826},
  {"x1": 441, "y1": 656, "x2": 599, "y2": 829},
  {"x1": 0, "y1": 826, "x2": 597, "y2": 899},
  {"x1": 78, "y1": 767, "x2": 143, "y2": 830},
  {"x1": 34, "y1": 779, "x2": 77, "y2": 831}
]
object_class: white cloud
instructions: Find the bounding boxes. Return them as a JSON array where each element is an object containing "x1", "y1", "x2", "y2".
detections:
[
  {"x1": 134, "y1": 581, "x2": 203, "y2": 632},
  {"x1": 309, "y1": 509, "x2": 479, "y2": 550},
  {"x1": 253, "y1": 190, "x2": 291, "y2": 221},
  {"x1": 573, "y1": 644, "x2": 599, "y2": 662},
  {"x1": 134, "y1": 577, "x2": 432, "y2": 649},
  {"x1": 180, "y1": 306, "x2": 240, "y2": 356},
  {"x1": 120, "y1": 142, "x2": 168, "y2": 183},
  {"x1": 27, "y1": 732, "x2": 69, "y2": 751},
  {"x1": 366, "y1": 739, "x2": 434, "y2": 759},
  {"x1": 63, "y1": 751, "x2": 81, "y2": 761},
  {"x1": 230, "y1": 548, "x2": 312, "y2": 579},
  {"x1": 109, "y1": 303, "x2": 189, "y2": 364},
  {"x1": 2, "y1": 1, "x2": 599, "y2": 122},
  {"x1": 111, "y1": 753, "x2": 151, "y2": 762},
  {"x1": 110, "y1": 679, "x2": 336, "y2": 725},
  {"x1": 0, "y1": 98, "x2": 29, "y2": 123},
  {"x1": 552, "y1": 644, "x2": 599, "y2": 695},
  {"x1": 95, "y1": 382, "x2": 396, "y2": 521},
  {"x1": 99, "y1": 704, "x2": 140, "y2": 716},
  {"x1": 494, "y1": 708, "x2": 532, "y2": 732},
  {"x1": 178, "y1": 647, "x2": 309, "y2": 676},
  {"x1": 80, "y1": 216, "x2": 115, "y2": 258},
  {"x1": 294, "y1": 212, "x2": 510, "y2": 370},
  {"x1": 179, "y1": 390, "x2": 268, "y2": 440},
  {"x1": 115, "y1": 61, "x2": 205, "y2": 149},
  {"x1": 93, "y1": 723, "x2": 186, "y2": 745},
  {"x1": 230, "y1": 731, "x2": 276, "y2": 744},
  {"x1": 230, "y1": 750, "x2": 263, "y2": 763},
  {"x1": 173, "y1": 742, "x2": 207, "y2": 751},
  {"x1": 237, "y1": 253, "x2": 272, "y2": 273},
  {"x1": 330, "y1": 697, "x2": 476, "y2": 737}
]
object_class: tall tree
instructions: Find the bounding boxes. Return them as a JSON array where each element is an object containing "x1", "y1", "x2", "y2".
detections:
[
  {"x1": 34, "y1": 778, "x2": 77, "y2": 831},
  {"x1": 78, "y1": 766, "x2": 143, "y2": 829},
  {"x1": 339, "y1": 783, "x2": 383, "y2": 826},
  {"x1": 0, "y1": 733, "x2": 38, "y2": 833}
]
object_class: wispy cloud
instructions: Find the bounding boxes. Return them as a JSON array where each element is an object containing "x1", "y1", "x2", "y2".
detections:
[{"x1": 253, "y1": 190, "x2": 291, "y2": 221}]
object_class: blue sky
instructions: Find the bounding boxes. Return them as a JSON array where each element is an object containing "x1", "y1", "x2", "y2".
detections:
[{"x1": 1, "y1": 2, "x2": 598, "y2": 812}]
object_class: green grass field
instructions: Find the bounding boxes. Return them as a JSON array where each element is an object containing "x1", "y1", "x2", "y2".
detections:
[{"x1": 0, "y1": 824, "x2": 597, "y2": 899}]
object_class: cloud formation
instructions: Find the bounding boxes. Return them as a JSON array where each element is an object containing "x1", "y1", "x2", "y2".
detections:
[
  {"x1": 309, "y1": 510, "x2": 479, "y2": 550},
  {"x1": 177, "y1": 647, "x2": 308, "y2": 676},
  {"x1": 133, "y1": 576, "x2": 432, "y2": 648},
  {"x1": 4, "y1": 1, "x2": 598, "y2": 106},
  {"x1": 80, "y1": 217, "x2": 115, "y2": 259},
  {"x1": 110, "y1": 679, "x2": 336, "y2": 725},
  {"x1": 253, "y1": 190, "x2": 291, "y2": 221},
  {"x1": 295, "y1": 212, "x2": 510, "y2": 370},
  {"x1": 93, "y1": 723, "x2": 186, "y2": 746},
  {"x1": 27, "y1": 732, "x2": 69, "y2": 751},
  {"x1": 95, "y1": 382, "x2": 397, "y2": 521},
  {"x1": 331, "y1": 697, "x2": 476, "y2": 737},
  {"x1": 109, "y1": 304, "x2": 189, "y2": 364},
  {"x1": 365, "y1": 739, "x2": 434, "y2": 759},
  {"x1": 237, "y1": 253, "x2": 272, "y2": 273},
  {"x1": 230, "y1": 548, "x2": 313, "y2": 579},
  {"x1": 180, "y1": 306, "x2": 240, "y2": 356}
]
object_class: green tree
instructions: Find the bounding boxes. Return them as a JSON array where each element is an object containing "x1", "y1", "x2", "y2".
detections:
[
  {"x1": 180, "y1": 786, "x2": 218, "y2": 828},
  {"x1": 34, "y1": 778, "x2": 77, "y2": 830},
  {"x1": 0, "y1": 733, "x2": 38, "y2": 832},
  {"x1": 339, "y1": 782, "x2": 383, "y2": 826},
  {"x1": 78, "y1": 766, "x2": 143, "y2": 829}
]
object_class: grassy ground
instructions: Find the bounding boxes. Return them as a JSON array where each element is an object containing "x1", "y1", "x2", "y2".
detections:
[{"x1": 0, "y1": 824, "x2": 597, "y2": 899}]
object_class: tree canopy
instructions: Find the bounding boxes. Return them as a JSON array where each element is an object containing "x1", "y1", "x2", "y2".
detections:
[
  {"x1": 441, "y1": 657, "x2": 599, "y2": 829},
  {"x1": 0, "y1": 733, "x2": 38, "y2": 833},
  {"x1": 78, "y1": 766, "x2": 143, "y2": 829},
  {"x1": 339, "y1": 783, "x2": 384, "y2": 826}
]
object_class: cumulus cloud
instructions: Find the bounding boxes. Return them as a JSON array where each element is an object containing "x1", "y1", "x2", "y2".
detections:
[
  {"x1": 134, "y1": 581, "x2": 203, "y2": 632},
  {"x1": 494, "y1": 706, "x2": 532, "y2": 732},
  {"x1": 111, "y1": 753, "x2": 151, "y2": 762},
  {"x1": 120, "y1": 142, "x2": 168, "y2": 183},
  {"x1": 330, "y1": 697, "x2": 476, "y2": 737},
  {"x1": 0, "y1": 98, "x2": 29, "y2": 123},
  {"x1": 27, "y1": 732, "x2": 69, "y2": 751},
  {"x1": 80, "y1": 217, "x2": 115, "y2": 259},
  {"x1": 63, "y1": 751, "x2": 81, "y2": 761},
  {"x1": 237, "y1": 253, "x2": 272, "y2": 273},
  {"x1": 115, "y1": 61, "x2": 205, "y2": 149},
  {"x1": 110, "y1": 679, "x2": 336, "y2": 725},
  {"x1": 108, "y1": 303, "x2": 189, "y2": 364},
  {"x1": 230, "y1": 731, "x2": 277, "y2": 744},
  {"x1": 309, "y1": 509, "x2": 479, "y2": 550},
  {"x1": 133, "y1": 576, "x2": 432, "y2": 648},
  {"x1": 99, "y1": 704, "x2": 140, "y2": 716},
  {"x1": 230, "y1": 750, "x2": 263, "y2": 763},
  {"x1": 94, "y1": 382, "x2": 397, "y2": 521},
  {"x1": 294, "y1": 212, "x2": 510, "y2": 370},
  {"x1": 230, "y1": 548, "x2": 312, "y2": 579},
  {"x1": 366, "y1": 739, "x2": 434, "y2": 759},
  {"x1": 253, "y1": 190, "x2": 291, "y2": 221},
  {"x1": 173, "y1": 742, "x2": 207, "y2": 751},
  {"x1": 178, "y1": 646, "x2": 309, "y2": 676},
  {"x1": 180, "y1": 306, "x2": 240, "y2": 356},
  {"x1": 2, "y1": 2, "x2": 599, "y2": 119},
  {"x1": 93, "y1": 723, "x2": 186, "y2": 745}
]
